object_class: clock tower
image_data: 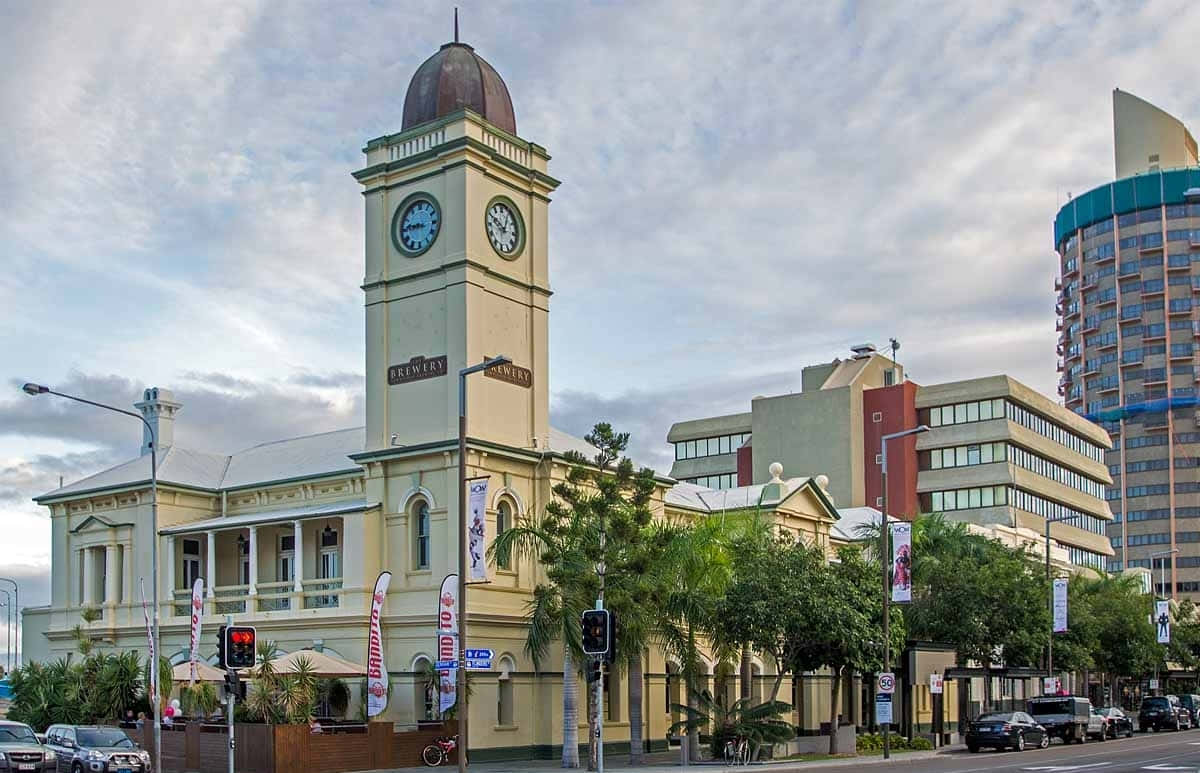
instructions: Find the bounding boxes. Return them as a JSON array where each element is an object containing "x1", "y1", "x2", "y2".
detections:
[{"x1": 354, "y1": 39, "x2": 559, "y2": 454}]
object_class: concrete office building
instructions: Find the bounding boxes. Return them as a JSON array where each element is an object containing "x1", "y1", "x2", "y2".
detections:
[
  {"x1": 668, "y1": 347, "x2": 1115, "y2": 572},
  {"x1": 1054, "y1": 90, "x2": 1200, "y2": 596}
]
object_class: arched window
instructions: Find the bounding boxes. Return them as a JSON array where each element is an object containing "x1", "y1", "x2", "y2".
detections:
[
  {"x1": 496, "y1": 499, "x2": 513, "y2": 570},
  {"x1": 413, "y1": 655, "x2": 437, "y2": 721},
  {"x1": 412, "y1": 499, "x2": 431, "y2": 569},
  {"x1": 497, "y1": 655, "x2": 516, "y2": 726}
]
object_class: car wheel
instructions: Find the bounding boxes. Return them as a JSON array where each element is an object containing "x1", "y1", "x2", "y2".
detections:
[
  {"x1": 72, "y1": 764, "x2": 84, "y2": 773},
  {"x1": 967, "y1": 743, "x2": 980, "y2": 754},
  {"x1": 1016, "y1": 734, "x2": 1026, "y2": 752},
  {"x1": 1039, "y1": 734, "x2": 1050, "y2": 749}
]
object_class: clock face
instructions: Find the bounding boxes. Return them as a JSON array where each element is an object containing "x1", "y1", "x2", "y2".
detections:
[
  {"x1": 394, "y1": 196, "x2": 440, "y2": 256},
  {"x1": 486, "y1": 201, "x2": 522, "y2": 257}
]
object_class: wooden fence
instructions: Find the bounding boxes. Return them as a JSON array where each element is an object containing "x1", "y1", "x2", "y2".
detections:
[{"x1": 127, "y1": 720, "x2": 454, "y2": 773}]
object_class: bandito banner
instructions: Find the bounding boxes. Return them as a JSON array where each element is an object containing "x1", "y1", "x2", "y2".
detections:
[
  {"x1": 468, "y1": 478, "x2": 490, "y2": 582},
  {"x1": 367, "y1": 571, "x2": 393, "y2": 717},
  {"x1": 890, "y1": 522, "x2": 912, "y2": 603},
  {"x1": 188, "y1": 577, "x2": 204, "y2": 685},
  {"x1": 1052, "y1": 578, "x2": 1069, "y2": 633},
  {"x1": 437, "y1": 574, "x2": 459, "y2": 714}
]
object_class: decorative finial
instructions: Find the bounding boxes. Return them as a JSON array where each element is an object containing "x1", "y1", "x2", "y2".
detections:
[{"x1": 454, "y1": 7, "x2": 459, "y2": 43}]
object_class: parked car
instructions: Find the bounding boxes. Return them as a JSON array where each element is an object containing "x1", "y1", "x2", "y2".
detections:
[
  {"x1": 1172, "y1": 694, "x2": 1200, "y2": 727},
  {"x1": 43, "y1": 725, "x2": 150, "y2": 773},
  {"x1": 0, "y1": 720, "x2": 56, "y2": 771},
  {"x1": 1096, "y1": 706, "x2": 1134, "y2": 739},
  {"x1": 1139, "y1": 696, "x2": 1192, "y2": 732},
  {"x1": 1028, "y1": 696, "x2": 1096, "y2": 744},
  {"x1": 966, "y1": 711, "x2": 1049, "y2": 752}
]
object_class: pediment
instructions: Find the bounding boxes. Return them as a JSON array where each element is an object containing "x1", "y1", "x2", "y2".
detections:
[{"x1": 70, "y1": 515, "x2": 134, "y2": 534}]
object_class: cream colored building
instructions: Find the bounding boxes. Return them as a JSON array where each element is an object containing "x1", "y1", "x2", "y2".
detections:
[
  {"x1": 23, "y1": 35, "x2": 872, "y2": 760},
  {"x1": 1113, "y1": 88, "x2": 1197, "y2": 178}
]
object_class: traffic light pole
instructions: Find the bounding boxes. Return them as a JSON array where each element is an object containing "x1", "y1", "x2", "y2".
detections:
[
  {"x1": 596, "y1": 600, "x2": 604, "y2": 773},
  {"x1": 226, "y1": 614, "x2": 235, "y2": 773}
]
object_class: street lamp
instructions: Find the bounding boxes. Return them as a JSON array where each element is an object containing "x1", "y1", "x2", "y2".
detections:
[
  {"x1": 21, "y1": 382, "x2": 161, "y2": 772},
  {"x1": 456, "y1": 355, "x2": 510, "y2": 773},
  {"x1": 1150, "y1": 548, "x2": 1179, "y2": 695},
  {"x1": 0, "y1": 592, "x2": 9, "y2": 674},
  {"x1": 0, "y1": 579, "x2": 20, "y2": 668},
  {"x1": 1044, "y1": 513, "x2": 1080, "y2": 683},
  {"x1": 880, "y1": 424, "x2": 929, "y2": 760}
]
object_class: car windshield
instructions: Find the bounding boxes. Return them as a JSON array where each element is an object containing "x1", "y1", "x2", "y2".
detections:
[
  {"x1": 0, "y1": 725, "x2": 37, "y2": 743},
  {"x1": 77, "y1": 729, "x2": 134, "y2": 748},
  {"x1": 1030, "y1": 700, "x2": 1073, "y2": 715}
]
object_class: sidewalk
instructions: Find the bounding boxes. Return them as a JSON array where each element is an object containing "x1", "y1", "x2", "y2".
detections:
[{"x1": 370, "y1": 744, "x2": 966, "y2": 773}]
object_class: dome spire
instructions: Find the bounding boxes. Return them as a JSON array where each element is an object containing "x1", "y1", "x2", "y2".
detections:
[{"x1": 454, "y1": 7, "x2": 459, "y2": 44}]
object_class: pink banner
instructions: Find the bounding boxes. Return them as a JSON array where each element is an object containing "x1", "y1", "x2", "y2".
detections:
[
  {"x1": 188, "y1": 578, "x2": 204, "y2": 685},
  {"x1": 367, "y1": 571, "x2": 392, "y2": 717},
  {"x1": 437, "y1": 574, "x2": 459, "y2": 715}
]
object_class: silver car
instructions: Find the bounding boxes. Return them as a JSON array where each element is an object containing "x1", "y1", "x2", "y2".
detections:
[
  {"x1": 0, "y1": 721, "x2": 56, "y2": 771},
  {"x1": 43, "y1": 726, "x2": 149, "y2": 773}
]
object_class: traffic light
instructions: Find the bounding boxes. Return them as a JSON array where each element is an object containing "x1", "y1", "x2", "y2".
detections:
[
  {"x1": 220, "y1": 625, "x2": 256, "y2": 669},
  {"x1": 581, "y1": 609, "x2": 610, "y2": 656}
]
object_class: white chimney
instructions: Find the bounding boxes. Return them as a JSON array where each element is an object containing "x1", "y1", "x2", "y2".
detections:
[{"x1": 133, "y1": 387, "x2": 181, "y2": 455}]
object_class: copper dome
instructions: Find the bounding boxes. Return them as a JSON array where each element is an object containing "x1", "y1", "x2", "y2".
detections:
[{"x1": 402, "y1": 42, "x2": 516, "y2": 135}]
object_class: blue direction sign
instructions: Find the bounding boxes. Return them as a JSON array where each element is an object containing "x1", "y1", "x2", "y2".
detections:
[
  {"x1": 435, "y1": 660, "x2": 459, "y2": 670},
  {"x1": 465, "y1": 658, "x2": 493, "y2": 670},
  {"x1": 465, "y1": 648, "x2": 494, "y2": 660}
]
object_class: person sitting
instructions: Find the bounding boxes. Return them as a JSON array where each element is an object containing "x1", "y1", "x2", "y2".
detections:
[
  {"x1": 308, "y1": 717, "x2": 323, "y2": 734},
  {"x1": 136, "y1": 712, "x2": 146, "y2": 729}
]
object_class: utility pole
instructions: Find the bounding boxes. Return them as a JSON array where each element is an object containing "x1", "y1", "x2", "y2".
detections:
[{"x1": 225, "y1": 614, "x2": 235, "y2": 773}]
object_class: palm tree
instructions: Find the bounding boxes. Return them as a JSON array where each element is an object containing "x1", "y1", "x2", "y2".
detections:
[
  {"x1": 669, "y1": 688, "x2": 793, "y2": 761},
  {"x1": 490, "y1": 515, "x2": 592, "y2": 768}
]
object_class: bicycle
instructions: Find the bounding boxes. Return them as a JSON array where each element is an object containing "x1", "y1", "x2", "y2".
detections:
[
  {"x1": 422, "y1": 734, "x2": 458, "y2": 767},
  {"x1": 723, "y1": 735, "x2": 750, "y2": 766}
]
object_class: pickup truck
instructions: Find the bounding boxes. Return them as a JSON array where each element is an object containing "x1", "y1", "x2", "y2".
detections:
[{"x1": 1027, "y1": 696, "x2": 1105, "y2": 744}]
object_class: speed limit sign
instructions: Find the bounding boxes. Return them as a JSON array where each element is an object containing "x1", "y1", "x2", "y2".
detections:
[{"x1": 877, "y1": 672, "x2": 896, "y2": 694}]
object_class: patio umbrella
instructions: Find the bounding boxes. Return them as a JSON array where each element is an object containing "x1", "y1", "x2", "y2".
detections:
[
  {"x1": 252, "y1": 649, "x2": 367, "y2": 678},
  {"x1": 171, "y1": 660, "x2": 227, "y2": 683}
]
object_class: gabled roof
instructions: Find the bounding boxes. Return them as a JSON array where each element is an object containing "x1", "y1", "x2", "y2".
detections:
[{"x1": 665, "y1": 477, "x2": 840, "y2": 520}]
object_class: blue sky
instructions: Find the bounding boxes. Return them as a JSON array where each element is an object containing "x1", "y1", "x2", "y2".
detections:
[{"x1": 2, "y1": 0, "x2": 1199, "y2": 642}]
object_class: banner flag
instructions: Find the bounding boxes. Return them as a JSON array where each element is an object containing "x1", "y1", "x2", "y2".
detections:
[
  {"x1": 367, "y1": 571, "x2": 393, "y2": 717},
  {"x1": 437, "y1": 574, "x2": 459, "y2": 714},
  {"x1": 890, "y1": 522, "x2": 912, "y2": 603},
  {"x1": 1156, "y1": 599, "x2": 1171, "y2": 644},
  {"x1": 139, "y1": 579, "x2": 156, "y2": 703},
  {"x1": 1052, "y1": 578, "x2": 1069, "y2": 633},
  {"x1": 468, "y1": 478, "x2": 490, "y2": 582},
  {"x1": 188, "y1": 577, "x2": 204, "y2": 686}
]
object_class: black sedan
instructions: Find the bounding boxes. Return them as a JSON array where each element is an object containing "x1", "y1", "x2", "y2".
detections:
[
  {"x1": 966, "y1": 711, "x2": 1049, "y2": 752},
  {"x1": 1096, "y1": 707, "x2": 1134, "y2": 739}
]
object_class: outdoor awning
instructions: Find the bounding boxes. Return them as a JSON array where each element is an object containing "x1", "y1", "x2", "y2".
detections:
[
  {"x1": 159, "y1": 499, "x2": 377, "y2": 536},
  {"x1": 250, "y1": 649, "x2": 367, "y2": 678},
  {"x1": 172, "y1": 661, "x2": 227, "y2": 683}
]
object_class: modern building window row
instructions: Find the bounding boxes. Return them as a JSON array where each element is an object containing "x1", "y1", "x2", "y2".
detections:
[
  {"x1": 1085, "y1": 353, "x2": 1118, "y2": 372},
  {"x1": 924, "y1": 485, "x2": 1008, "y2": 513},
  {"x1": 1125, "y1": 367, "x2": 1167, "y2": 383},
  {"x1": 1119, "y1": 232, "x2": 1163, "y2": 250},
  {"x1": 1083, "y1": 219, "x2": 1115, "y2": 240},
  {"x1": 1008, "y1": 487, "x2": 1108, "y2": 535},
  {"x1": 1085, "y1": 242, "x2": 1116, "y2": 262},
  {"x1": 1003, "y1": 401, "x2": 1107, "y2": 461},
  {"x1": 924, "y1": 398, "x2": 1005, "y2": 428},
  {"x1": 1179, "y1": 482, "x2": 1200, "y2": 494},
  {"x1": 1087, "y1": 332, "x2": 1118, "y2": 348},
  {"x1": 1168, "y1": 253, "x2": 1192, "y2": 268},
  {"x1": 1127, "y1": 459, "x2": 1171, "y2": 473},
  {"x1": 1126, "y1": 484, "x2": 1171, "y2": 498},
  {"x1": 1170, "y1": 298, "x2": 1193, "y2": 313},
  {"x1": 923, "y1": 441, "x2": 1007, "y2": 470},
  {"x1": 1171, "y1": 343, "x2": 1195, "y2": 357},
  {"x1": 1068, "y1": 547, "x2": 1107, "y2": 571},
  {"x1": 1142, "y1": 278, "x2": 1166, "y2": 293},
  {"x1": 682, "y1": 473, "x2": 737, "y2": 490},
  {"x1": 1007, "y1": 444, "x2": 1106, "y2": 498},
  {"x1": 1123, "y1": 532, "x2": 1200, "y2": 547},
  {"x1": 1165, "y1": 228, "x2": 1200, "y2": 242},
  {"x1": 1113, "y1": 435, "x2": 1169, "y2": 451},
  {"x1": 673, "y1": 432, "x2": 751, "y2": 461},
  {"x1": 1087, "y1": 396, "x2": 1119, "y2": 413},
  {"x1": 1114, "y1": 507, "x2": 1200, "y2": 523},
  {"x1": 1169, "y1": 273, "x2": 1194, "y2": 285},
  {"x1": 1085, "y1": 289, "x2": 1118, "y2": 305}
]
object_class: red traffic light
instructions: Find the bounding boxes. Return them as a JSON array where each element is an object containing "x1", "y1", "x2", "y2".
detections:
[{"x1": 222, "y1": 625, "x2": 257, "y2": 669}]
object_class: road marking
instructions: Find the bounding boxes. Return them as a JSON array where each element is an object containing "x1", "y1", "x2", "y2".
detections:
[
  {"x1": 1141, "y1": 766, "x2": 1193, "y2": 771},
  {"x1": 1023, "y1": 764, "x2": 1114, "y2": 771}
]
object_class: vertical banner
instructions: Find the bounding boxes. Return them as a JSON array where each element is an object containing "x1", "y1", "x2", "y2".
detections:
[
  {"x1": 1156, "y1": 600, "x2": 1171, "y2": 644},
  {"x1": 468, "y1": 478, "x2": 490, "y2": 582},
  {"x1": 1052, "y1": 578, "x2": 1069, "y2": 633},
  {"x1": 139, "y1": 579, "x2": 156, "y2": 703},
  {"x1": 890, "y1": 522, "x2": 912, "y2": 603},
  {"x1": 367, "y1": 571, "x2": 393, "y2": 717},
  {"x1": 188, "y1": 577, "x2": 204, "y2": 685},
  {"x1": 437, "y1": 574, "x2": 459, "y2": 715}
]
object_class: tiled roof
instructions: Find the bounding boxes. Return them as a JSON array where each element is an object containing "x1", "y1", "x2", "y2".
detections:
[{"x1": 664, "y1": 478, "x2": 816, "y2": 512}]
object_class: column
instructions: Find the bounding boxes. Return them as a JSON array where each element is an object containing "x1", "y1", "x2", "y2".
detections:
[
  {"x1": 248, "y1": 526, "x2": 258, "y2": 595},
  {"x1": 164, "y1": 536, "x2": 176, "y2": 611},
  {"x1": 82, "y1": 547, "x2": 96, "y2": 606},
  {"x1": 206, "y1": 531, "x2": 216, "y2": 598},
  {"x1": 104, "y1": 543, "x2": 119, "y2": 606},
  {"x1": 293, "y1": 521, "x2": 304, "y2": 593}
]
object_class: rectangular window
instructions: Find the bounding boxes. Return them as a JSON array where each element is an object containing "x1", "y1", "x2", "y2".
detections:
[
  {"x1": 966, "y1": 402, "x2": 979, "y2": 422},
  {"x1": 979, "y1": 400, "x2": 993, "y2": 421},
  {"x1": 967, "y1": 445, "x2": 981, "y2": 465},
  {"x1": 954, "y1": 404, "x2": 967, "y2": 424},
  {"x1": 719, "y1": 435, "x2": 730, "y2": 454}
]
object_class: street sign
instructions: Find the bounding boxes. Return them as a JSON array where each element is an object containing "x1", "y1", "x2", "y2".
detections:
[
  {"x1": 1150, "y1": 678, "x2": 1160, "y2": 690},
  {"x1": 435, "y1": 660, "x2": 459, "y2": 670},
  {"x1": 466, "y1": 658, "x2": 493, "y2": 670},
  {"x1": 1043, "y1": 677, "x2": 1060, "y2": 695},
  {"x1": 877, "y1": 672, "x2": 896, "y2": 694},
  {"x1": 465, "y1": 648, "x2": 494, "y2": 660},
  {"x1": 929, "y1": 674, "x2": 943, "y2": 695},
  {"x1": 874, "y1": 694, "x2": 892, "y2": 724}
]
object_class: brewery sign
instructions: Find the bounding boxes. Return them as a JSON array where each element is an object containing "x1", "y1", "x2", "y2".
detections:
[
  {"x1": 388, "y1": 355, "x2": 447, "y2": 385},
  {"x1": 485, "y1": 360, "x2": 533, "y2": 388}
]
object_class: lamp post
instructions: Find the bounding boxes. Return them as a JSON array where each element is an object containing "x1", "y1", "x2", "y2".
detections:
[
  {"x1": 880, "y1": 424, "x2": 929, "y2": 760},
  {"x1": 0, "y1": 592, "x2": 9, "y2": 674},
  {"x1": 1044, "y1": 513, "x2": 1080, "y2": 683},
  {"x1": 21, "y1": 382, "x2": 161, "y2": 773},
  {"x1": 0, "y1": 579, "x2": 20, "y2": 668},
  {"x1": 1150, "y1": 548, "x2": 1179, "y2": 695},
  {"x1": 456, "y1": 355, "x2": 510, "y2": 773}
]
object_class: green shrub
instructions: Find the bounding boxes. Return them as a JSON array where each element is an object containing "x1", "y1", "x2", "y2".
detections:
[{"x1": 909, "y1": 737, "x2": 933, "y2": 750}]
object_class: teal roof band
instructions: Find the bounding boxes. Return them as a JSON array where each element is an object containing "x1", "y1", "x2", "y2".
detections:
[{"x1": 1054, "y1": 167, "x2": 1200, "y2": 247}]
